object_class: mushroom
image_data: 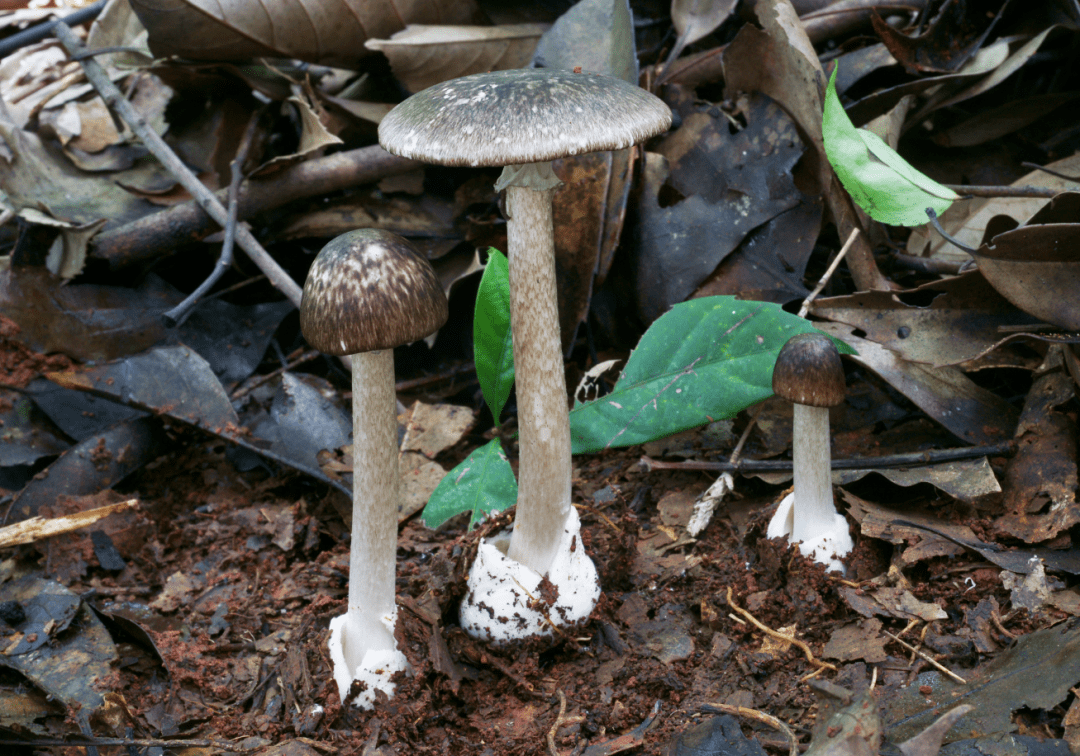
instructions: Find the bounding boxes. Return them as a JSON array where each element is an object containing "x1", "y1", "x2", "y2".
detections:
[
  {"x1": 765, "y1": 332, "x2": 853, "y2": 572},
  {"x1": 378, "y1": 69, "x2": 670, "y2": 640},
  {"x1": 299, "y1": 228, "x2": 448, "y2": 707}
]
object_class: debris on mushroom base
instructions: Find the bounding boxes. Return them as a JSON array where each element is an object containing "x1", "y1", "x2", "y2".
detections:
[
  {"x1": 766, "y1": 490, "x2": 853, "y2": 574},
  {"x1": 460, "y1": 507, "x2": 600, "y2": 643},
  {"x1": 326, "y1": 610, "x2": 409, "y2": 709}
]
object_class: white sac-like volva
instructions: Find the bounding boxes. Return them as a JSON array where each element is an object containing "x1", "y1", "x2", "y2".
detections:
[
  {"x1": 461, "y1": 507, "x2": 600, "y2": 643},
  {"x1": 326, "y1": 610, "x2": 409, "y2": 709},
  {"x1": 766, "y1": 491, "x2": 853, "y2": 574}
]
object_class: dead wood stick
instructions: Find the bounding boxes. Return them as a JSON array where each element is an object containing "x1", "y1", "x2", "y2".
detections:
[
  {"x1": 943, "y1": 184, "x2": 1060, "y2": 198},
  {"x1": 91, "y1": 143, "x2": 417, "y2": 269},
  {"x1": 882, "y1": 630, "x2": 966, "y2": 684},
  {"x1": 726, "y1": 588, "x2": 837, "y2": 672},
  {"x1": 641, "y1": 440, "x2": 1014, "y2": 473},
  {"x1": 701, "y1": 703, "x2": 799, "y2": 756},
  {"x1": 52, "y1": 22, "x2": 304, "y2": 307},
  {"x1": 0, "y1": 499, "x2": 138, "y2": 548}
]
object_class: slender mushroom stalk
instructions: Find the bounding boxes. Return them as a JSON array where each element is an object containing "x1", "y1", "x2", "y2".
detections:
[
  {"x1": 765, "y1": 332, "x2": 853, "y2": 573},
  {"x1": 300, "y1": 229, "x2": 447, "y2": 706},
  {"x1": 378, "y1": 69, "x2": 670, "y2": 642}
]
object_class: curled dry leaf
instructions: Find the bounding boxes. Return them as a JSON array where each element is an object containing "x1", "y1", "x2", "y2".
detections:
[
  {"x1": 365, "y1": 24, "x2": 549, "y2": 93},
  {"x1": 130, "y1": 0, "x2": 479, "y2": 67}
]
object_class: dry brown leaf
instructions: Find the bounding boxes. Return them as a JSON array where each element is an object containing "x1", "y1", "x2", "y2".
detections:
[
  {"x1": 365, "y1": 24, "x2": 549, "y2": 93},
  {"x1": 130, "y1": 0, "x2": 478, "y2": 67}
]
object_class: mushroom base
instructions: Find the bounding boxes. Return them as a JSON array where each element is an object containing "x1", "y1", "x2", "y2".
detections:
[
  {"x1": 461, "y1": 507, "x2": 600, "y2": 643},
  {"x1": 766, "y1": 492, "x2": 854, "y2": 574},
  {"x1": 327, "y1": 612, "x2": 409, "y2": 708}
]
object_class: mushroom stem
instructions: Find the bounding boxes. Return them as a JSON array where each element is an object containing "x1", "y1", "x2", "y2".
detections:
[
  {"x1": 502, "y1": 169, "x2": 573, "y2": 577},
  {"x1": 344, "y1": 349, "x2": 399, "y2": 671},
  {"x1": 790, "y1": 403, "x2": 835, "y2": 545}
]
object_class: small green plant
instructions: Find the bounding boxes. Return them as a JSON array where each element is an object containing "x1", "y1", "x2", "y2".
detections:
[
  {"x1": 421, "y1": 250, "x2": 855, "y2": 529},
  {"x1": 822, "y1": 65, "x2": 957, "y2": 226}
]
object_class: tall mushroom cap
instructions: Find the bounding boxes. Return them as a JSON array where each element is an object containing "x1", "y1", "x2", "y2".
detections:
[
  {"x1": 772, "y1": 332, "x2": 845, "y2": 407},
  {"x1": 378, "y1": 68, "x2": 672, "y2": 167},
  {"x1": 300, "y1": 229, "x2": 448, "y2": 355}
]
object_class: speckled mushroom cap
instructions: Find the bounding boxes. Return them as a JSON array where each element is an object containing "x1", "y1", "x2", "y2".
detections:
[
  {"x1": 300, "y1": 229, "x2": 448, "y2": 355},
  {"x1": 772, "y1": 332, "x2": 846, "y2": 408},
  {"x1": 378, "y1": 69, "x2": 672, "y2": 167}
]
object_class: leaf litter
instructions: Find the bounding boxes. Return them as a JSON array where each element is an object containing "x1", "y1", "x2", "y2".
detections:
[{"x1": 0, "y1": 0, "x2": 1080, "y2": 755}]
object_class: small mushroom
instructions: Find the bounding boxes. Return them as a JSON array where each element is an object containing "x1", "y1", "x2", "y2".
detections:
[
  {"x1": 379, "y1": 69, "x2": 670, "y2": 641},
  {"x1": 300, "y1": 228, "x2": 447, "y2": 707},
  {"x1": 765, "y1": 332, "x2": 853, "y2": 573}
]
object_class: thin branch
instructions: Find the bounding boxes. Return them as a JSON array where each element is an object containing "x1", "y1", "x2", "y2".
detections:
[
  {"x1": 727, "y1": 588, "x2": 837, "y2": 672},
  {"x1": 162, "y1": 109, "x2": 263, "y2": 327},
  {"x1": 701, "y1": 703, "x2": 799, "y2": 756},
  {"x1": 882, "y1": 630, "x2": 966, "y2": 684},
  {"x1": 52, "y1": 22, "x2": 303, "y2": 308},
  {"x1": 0, "y1": 737, "x2": 249, "y2": 751},
  {"x1": 800, "y1": 228, "x2": 859, "y2": 318},
  {"x1": 547, "y1": 690, "x2": 585, "y2": 756},
  {"x1": 641, "y1": 440, "x2": 1014, "y2": 473},
  {"x1": 942, "y1": 184, "x2": 1059, "y2": 199},
  {"x1": 1020, "y1": 161, "x2": 1080, "y2": 182}
]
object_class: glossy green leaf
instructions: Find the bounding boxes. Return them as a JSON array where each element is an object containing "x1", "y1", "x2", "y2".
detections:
[
  {"x1": 823, "y1": 65, "x2": 957, "y2": 226},
  {"x1": 473, "y1": 249, "x2": 514, "y2": 420},
  {"x1": 421, "y1": 438, "x2": 517, "y2": 530},
  {"x1": 568, "y1": 297, "x2": 855, "y2": 453}
]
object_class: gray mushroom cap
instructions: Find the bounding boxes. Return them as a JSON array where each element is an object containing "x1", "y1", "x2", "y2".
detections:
[
  {"x1": 378, "y1": 68, "x2": 672, "y2": 167},
  {"x1": 772, "y1": 332, "x2": 846, "y2": 408},
  {"x1": 300, "y1": 229, "x2": 448, "y2": 355}
]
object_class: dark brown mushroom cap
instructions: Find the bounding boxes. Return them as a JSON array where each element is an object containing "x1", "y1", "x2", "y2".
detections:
[
  {"x1": 772, "y1": 332, "x2": 846, "y2": 407},
  {"x1": 378, "y1": 68, "x2": 672, "y2": 167},
  {"x1": 300, "y1": 229, "x2": 448, "y2": 355}
]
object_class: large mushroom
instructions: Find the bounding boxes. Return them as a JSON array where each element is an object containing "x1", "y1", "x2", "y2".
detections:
[
  {"x1": 300, "y1": 228, "x2": 448, "y2": 707},
  {"x1": 765, "y1": 332, "x2": 853, "y2": 573},
  {"x1": 379, "y1": 69, "x2": 670, "y2": 641}
]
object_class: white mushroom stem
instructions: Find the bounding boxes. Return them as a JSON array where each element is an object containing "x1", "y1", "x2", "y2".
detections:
[
  {"x1": 499, "y1": 162, "x2": 573, "y2": 577},
  {"x1": 767, "y1": 402, "x2": 853, "y2": 573},
  {"x1": 791, "y1": 403, "x2": 834, "y2": 544},
  {"x1": 330, "y1": 349, "x2": 406, "y2": 705}
]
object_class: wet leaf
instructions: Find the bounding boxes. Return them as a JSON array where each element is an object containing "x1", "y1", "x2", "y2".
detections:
[
  {"x1": 0, "y1": 268, "x2": 181, "y2": 363},
  {"x1": 473, "y1": 249, "x2": 513, "y2": 421},
  {"x1": 818, "y1": 323, "x2": 1017, "y2": 446},
  {"x1": 130, "y1": 0, "x2": 479, "y2": 67},
  {"x1": 884, "y1": 622, "x2": 1080, "y2": 744},
  {"x1": 0, "y1": 574, "x2": 118, "y2": 718},
  {"x1": 569, "y1": 297, "x2": 855, "y2": 454},
  {"x1": 0, "y1": 389, "x2": 69, "y2": 467},
  {"x1": 532, "y1": 0, "x2": 637, "y2": 83},
  {"x1": 970, "y1": 193, "x2": 1080, "y2": 330},
  {"x1": 422, "y1": 439, "x2": 516, "y2": 530},
  {"x1": 365, "y1": 24, "x2": 548, "y2": 93},
  {"x1": 5, "y1": 417, "x2": 166, "y2": 523},
  {"x1": 671, "y1": 0, "x2": 737, "y2": 48},
  {"x1": 823, "y1": 66, "x2": 957, "y2": 226},
  {"x1": 176, "y1": 299, "x2": 293, "y2": 386}
]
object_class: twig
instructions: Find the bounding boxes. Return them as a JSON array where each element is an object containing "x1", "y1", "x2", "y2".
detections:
[
  {"x1": 925, "y1": 208, "x2": 977, "y2": 255},
  {"x1": 230, "y1": 349, "x2": 321, "y2": 400},
  {"x1": 641, "y1": 440, "x2": 1014, "y2": 473},
  {"x1": 1020, "y1": 161, "x2": 1080, "y2": 182},
  {"x1": 799, "y1": 228, "x2": 859, "y2": 318},
  {"x1": 162, "y1": 110, "x2": 263, "y2": 327},
  {"x1": 889, "y1": 251, "x2": 964, "y2": 275},
  {"x1": 394, "y1": 361, "x2": 476, "y2": 392},
  {"x1": 686, "y1": 403, "x2": 763, "y2": 536},
  {"x1": 91, "y1": 144, "x2": 416, "y2": 268},
  {"x1": 52, "y1": 22, "x2": 303, "y2": 308},
  {"x1": 990, "y1": 609, "x2": 1017, "y2": 640},
  {"x1": 0, "y1": 737, "x2": 249, "y2": 751},
  {"x1": 942, "y1": 184, "x2": 1059, "y2": 199},
  {"x1": 0, "y1": 0, "x2": 106, "y2": 59},
  {"x1": 882, "y1": 630, "x2": 966, "y2": 684},
  {"x1": 726, "y1": 588, "x2": 836, "y2": 672},
  {"x1": 701, "y1": 703, "x2": 798, "y2": 756},
  {"x1": 547, "y1": 690, "x2": 585, "y2": 756}
]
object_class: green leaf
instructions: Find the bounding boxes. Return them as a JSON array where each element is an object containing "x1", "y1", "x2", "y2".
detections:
[
  {"x1": 473, "y1": 248, "x2": 515, "y2": 420},
  {"x1": 421, "y1": 438, "x2": 518, "y2": 530},
  {"x1": 823, "y1": 65, "x2": 957, "y2": 226},
  {"x1": 568, "y1": 297, "x2": 855, "y2": 454}
]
